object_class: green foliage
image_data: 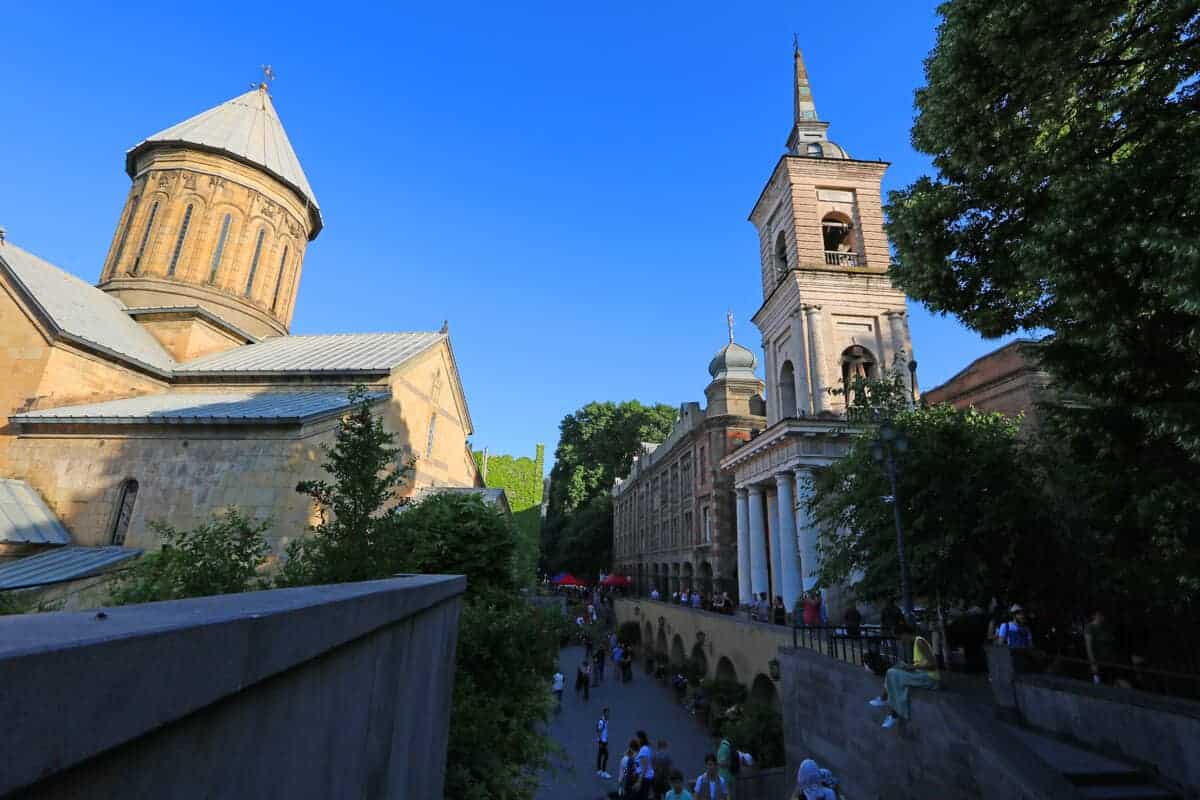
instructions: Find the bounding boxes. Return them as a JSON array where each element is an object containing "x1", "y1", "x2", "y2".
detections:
[
  {"x1": 474, "y1": 445, "x2": 545, "y2": 586},
  {"x1": 884, "y1": 0, "x2": 1200, "y2": 606},
  {"x1": 721, "y1": 702, "x2": 785, "y2": 769},
  {"x1": 543, "y1": 400, "x2": 676, "y2": 575},
  {"x1": 701, "y1": 677, "x2": 748, "y2": 710},
  {"x1": 810, "y1": 393, "x2": 1066, "y2": 611},
  {"x1": 617, "y1": 619, "x2": 642, "y2": 645},
  {"x1": 109, "y1": 510, "x2": 271, "y2": 605}
]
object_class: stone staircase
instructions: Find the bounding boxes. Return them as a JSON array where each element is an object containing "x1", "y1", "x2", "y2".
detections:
[{"x1": 1005, "y1": 725, "x2": 1179, "y2": 800}]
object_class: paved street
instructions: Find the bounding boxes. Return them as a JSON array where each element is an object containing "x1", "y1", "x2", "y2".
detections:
[{"x1": 536, "y1": 644, "x2": 719, "y2": 800}]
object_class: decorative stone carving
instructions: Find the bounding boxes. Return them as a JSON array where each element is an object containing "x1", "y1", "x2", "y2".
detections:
[
  {"x1": 261, "y1": 198, "x2": 277, "y2": 219},
  {"x1": 209, "y1": 175, "x2": 225, "y2": 190},
  {"x1": 181, "y1": 172, "x2": 197, "y2": 190},
  {"x1": 157, "y1": 172, "x2": 174, "y2": 188}
]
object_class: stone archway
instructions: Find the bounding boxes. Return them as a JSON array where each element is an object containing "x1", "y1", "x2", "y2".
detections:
[
  {"x1": 716, "y1": 656, "x2": 738, "y2": 685},
  {"x1": 751, "y1": 673, "x2": 780, "y2": 709},
  {"x1": 671, "y1": 634, "x2": 686, "y2": 667},
  {"x1": 699, "y1": 561, "x2": 714, "y2": 599},
  {"x1": 691, "y1": 642, "x2": 709, "y2": 679},
  {"x1": 682, "y1": 562, "x2": 695, "y2": 594}
]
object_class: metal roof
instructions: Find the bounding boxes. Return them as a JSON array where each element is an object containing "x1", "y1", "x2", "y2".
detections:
[
  {"x1": 126, "y1": 87, "x2": 322, "y2": 238},
  {"x1": 0, "y1": 546, "x2": 142, "y2": 591},
  {"x1": 123, "y1": 306, "x2": 258, "y2": 344},
  {"x1": 12, "y1": 390, "x2": 388, "y2": 426},
  {"x1": 0, "y1": 243, "x2": 175, "y2": 374},
  {"x1": 174, "y1": 332, "x2": 443, "y2": 375},
  {"x1": 0, "y1": 480, "x2": 70, "y2": 546}
]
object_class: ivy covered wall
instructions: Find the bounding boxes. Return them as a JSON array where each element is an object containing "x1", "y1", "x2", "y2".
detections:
[{"x1": 473, "y1": 444, "x2": 544, "y2": 585}]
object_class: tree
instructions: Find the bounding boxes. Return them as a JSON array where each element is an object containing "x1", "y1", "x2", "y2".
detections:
[
  {"x1": 474, "y1": 445, "x2": 545, "y2": 586},
  {"x1": 109, "y1": 510, "x2": 271, "y2": 605},
  {"x1": 884, "y1": 0, "x2": 1200, "y2": 608},
  {"x1": 543, "y1": 400, "x2": 676, "y2": 575},
  {"x1": 809, "y1": 388, "x2": 1067, "y2": 612}
]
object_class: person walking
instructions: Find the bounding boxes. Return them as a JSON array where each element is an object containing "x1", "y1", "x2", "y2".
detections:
[
  {"x1": 582, "y1": 661, "x2": 593, "y2": 701},
  {"x1": 651, "y1": 739, "x2": 673, "y2": 798},
  {"x1": 635, "y1": 730, "x2": 655, "y2": 800},
  {"x1": 1084, "y1": 609, "x2": 1116, "y2": 685},
  {"x1": 594, "y1": 644, "x2": 606, "y2": 685},
  {"x1": 802, "y1": 591, "x2": 822, "y2": 627},
  {"x1": 996, "y1": 604, "x2": 1035, "y2": 672},
  {"x1": 552, "y1": 670, "x2": 564, "y2": 711},
  {"x1": 576, "y1": 660, "x2": 589, "y2": 699},
  {"x1": 773, "y1": 595, "x2": 787, "y2": 625},
  {"x1": 595, "y1": 707, "x2": 611, "y2": 779},
  {"x1": 694, "y1": 753, "x2": 730, "y2": 799},
  {"x1": 618, "y1": 739, "x2": 641, "y2": 798}
]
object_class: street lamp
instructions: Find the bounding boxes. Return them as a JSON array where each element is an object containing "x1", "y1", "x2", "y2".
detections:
[{"x1": 871, "y1": 420, "x2": 914, "y2": 625}]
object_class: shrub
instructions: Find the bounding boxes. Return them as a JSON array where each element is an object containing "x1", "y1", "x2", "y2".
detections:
[
  {"x1": 617, "y1": 620, "x2": 642, "y2": 645},
  {"x1": 721, "y1": 701, "x2": 785, "y2": 768},
  {"x1": 109, "y1": 510, "x2": 271, "y2": 605}
]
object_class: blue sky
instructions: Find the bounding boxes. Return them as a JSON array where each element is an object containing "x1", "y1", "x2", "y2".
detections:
[{"x1": 1, "y1": 2, "x2": 1021, "y2": 469}]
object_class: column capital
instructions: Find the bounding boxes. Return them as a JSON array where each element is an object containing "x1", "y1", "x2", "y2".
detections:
[
  {"x1": 747, "y1": 484, "x2": 764, "y2": 497},
  {"x1": 773, "y1": 470, "x2": 795, "y2": 482},
  {"x1": 883, "y1": 308, "x2": 907, "y2": 319},
  {"x1": 792, "y1": 465, "x2": 814, "y2": 477},
  {"x1": 736, "y1": 486, "x2": 750, "y2": 497},
  {"x1": 802, "y1": 303, "x2": 822, "y2": 314}
]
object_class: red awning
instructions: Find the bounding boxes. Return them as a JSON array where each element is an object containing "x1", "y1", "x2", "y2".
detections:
[
  {"x1": 600, "y1": 574, "x2": 631, "y2": 587},
  {"x1": 554, "y1": 573, "x2": 587, "y2": 587}
]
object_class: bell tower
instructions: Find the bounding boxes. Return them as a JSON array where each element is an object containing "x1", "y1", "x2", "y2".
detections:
[
  {"x1": 749, "y1": 44, "x2": 916, "y2": 419},
  {"x1": 98, "y1": 83, "x2": 322, "y2": 340}
]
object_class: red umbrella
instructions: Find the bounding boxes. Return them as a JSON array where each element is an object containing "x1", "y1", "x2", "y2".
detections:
[
  {"x1": 600, "y1": 574, "x2": 631, "y2": 587},
  {"x1": 555, "y1": 573, "x2": 587, "y2": 587}
]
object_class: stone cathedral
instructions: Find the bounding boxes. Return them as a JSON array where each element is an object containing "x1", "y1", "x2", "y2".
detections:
[
  {"x1": 0, "y1": 82, "x2": 481, "y2": 562},
  {"x1": 722, "y1": 45, "x2": 917, "y2": 615}
]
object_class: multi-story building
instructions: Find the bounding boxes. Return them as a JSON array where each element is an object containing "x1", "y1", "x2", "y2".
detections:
[
  {"x1": 720, "y1": 45, "x2": 918, "y2": 617},
  {"x1": 612, "y1": 332, "x2": 765, "y2": 602}
]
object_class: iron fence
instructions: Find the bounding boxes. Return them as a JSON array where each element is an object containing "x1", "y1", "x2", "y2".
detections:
[{"x1": 792, "y1": 623, "x2": 901, "y2": 668}]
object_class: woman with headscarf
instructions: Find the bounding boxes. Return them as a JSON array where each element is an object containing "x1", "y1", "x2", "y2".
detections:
[
  {"x1": 869, "y1": 635, "x2": 940, "y2": 728},
  {"x1": 792, "y1": 759, "x2": 838, "y2": 800}
]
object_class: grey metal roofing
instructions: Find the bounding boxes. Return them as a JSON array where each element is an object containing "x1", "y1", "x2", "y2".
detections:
[
  {"x1": 0, "y1": 480, "x2": 70, "y2": 546},
  {"x1": 126, "y1": 87, "x2": 322, "y2": 237},
  {"x1": 0, "y1": 546, "x2": 142, "y2": 591},
  {"x1": 12, "y1": 390, "x2": 388, "y2": 426},
  {"x1": 0, "y1": 243, "x2": 175, "y2": 374},
  {"x1": 174, "y1": 332, "x2": 444, "y2": 375},
  {"x1": 123, "y1": 306, "x2": 258, "y2": 344}
]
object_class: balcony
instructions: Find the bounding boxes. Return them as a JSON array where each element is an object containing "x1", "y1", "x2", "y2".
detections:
[{"x1": 824, "y1": 250, "x2": 861, "y2": 267}]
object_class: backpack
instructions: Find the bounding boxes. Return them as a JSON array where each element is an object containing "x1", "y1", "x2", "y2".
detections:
[{"x1": 723, "y1": 739, "x2": 741, "y2": 775}]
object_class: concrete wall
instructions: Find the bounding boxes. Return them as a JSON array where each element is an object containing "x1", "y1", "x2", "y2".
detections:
[
  {"x1": 0, "y1": 574, "x2": 465, "y2": 799},
  {"x1": 1015, "y1": 675, "x2": 1200, "y2": 795},
  {"x1": 777, "y1": 645, "x2": 1079, "y2": 800}
]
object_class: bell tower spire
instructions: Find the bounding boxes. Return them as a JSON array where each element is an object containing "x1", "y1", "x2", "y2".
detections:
[{"x1": 792, "y1": 37, "x2": 818, "y2": 125}]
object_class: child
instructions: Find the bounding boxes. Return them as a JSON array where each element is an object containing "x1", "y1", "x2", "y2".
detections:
[{"x1": 664, "y1": 769, "x2": 693, "y2": 800}]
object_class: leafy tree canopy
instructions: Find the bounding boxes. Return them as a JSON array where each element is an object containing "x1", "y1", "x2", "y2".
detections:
[{"x1": 474, "y1": 445, "x2": 545, "y2": 586}]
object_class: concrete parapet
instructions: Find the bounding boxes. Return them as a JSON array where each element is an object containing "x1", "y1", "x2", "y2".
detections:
[{"x1": 0, "y1": 574, "x2": 465, "y2": 798}]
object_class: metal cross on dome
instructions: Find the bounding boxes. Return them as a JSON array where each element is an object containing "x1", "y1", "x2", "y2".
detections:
[
  {"x1": 262, "y1": 64, "x2": 276, "y2": 83},
  {"x1": 726, "y1": 310, "x2": 735, "y2": 343}
]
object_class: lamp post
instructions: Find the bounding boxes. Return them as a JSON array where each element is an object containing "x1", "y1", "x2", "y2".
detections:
[{"x1": 871, "y1": 421, "x2": 913, "y2": 624}]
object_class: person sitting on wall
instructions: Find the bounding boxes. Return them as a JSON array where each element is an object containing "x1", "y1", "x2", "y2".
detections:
[{"x1": 869, "y1": 635, "x2": 941, "y2": 729}]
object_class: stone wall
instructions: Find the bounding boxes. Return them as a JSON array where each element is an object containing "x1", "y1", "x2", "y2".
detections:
[
  {"x1": 0, "y1": 574, "x2": 465, "y2": 799},
  {"x1": 777, "y1": 645, "x2": 1079, "y2": 800}
]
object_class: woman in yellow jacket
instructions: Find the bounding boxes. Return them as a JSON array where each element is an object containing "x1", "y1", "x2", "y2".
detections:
[{"x1": 868, "y1": 636, "x2": 940, "y2": 728}]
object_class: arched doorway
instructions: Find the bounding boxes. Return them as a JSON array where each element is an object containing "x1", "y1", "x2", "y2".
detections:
[
  {"x1": 751, "y1": 674, "x2": 780, "y2": 710},
  {"x1": 691, "y1": 643, "x2": 709, "y2": 679},
  {"x1": 699, "y1": 561, "x2": 714, "y2": 599},
  {"x1": 670, "y1": 563, "x2": 680, "y2": 597},
  {"x1": 779, "y1": 360, "x2": 797, "y2": 418},
  {"x1": 716, "y1": 656, "x2": 738, "y2": 685},
  {"x1": 682, "y1": 562, "x2": 695, "y2": 595},
  {"x1": 671, "y1": 634, "x2": 687, "y2": 667}
]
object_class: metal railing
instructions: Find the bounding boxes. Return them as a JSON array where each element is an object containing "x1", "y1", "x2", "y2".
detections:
[
  {"x1": 824, "y1": 250, "x2": 861, "y2": 267},
  {"x1": 792, "y1": 624, "x2": 901, "y2": 668}
]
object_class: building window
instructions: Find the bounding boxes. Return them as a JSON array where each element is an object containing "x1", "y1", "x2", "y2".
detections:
[
  {"x1": 822, "y1": 213, "x2": 854, "y2": 252},
  {"x1": 774, "y1": 230, "x2": 788, "y2": 279},
  {"x1": 130, "y1": 201, "x2": 160, "y2": 275},
  {"x1": 108, "y1": 196, "x2": 139, "y2": 278},
  {"x1": 699, "y1": 446, "x2": 706, "y2": 481},
  {"x1": 702, "y1": 506, "x2": 712, "y2": 543},
  {"x1": 271, "y1": 245, "x2": 290, "y2": 311},
  {"x1": 166, "y1": 204, "x2": 194, "y2": 276},
  {"x1": 841, "y1": 345, "x2": 877, "y2": 401},
  {"x1": 110, "y1": 479, "x2": 139, "y2": 545},
  {"x1": 807, "y1": 142, "x2": 824, "y2": 158},
  {"x1": 779, "y1": 360, "x2": 798, "y2": 418},
  {"x1": 244, "y1": 228, "x2": 266, "y2": 297},
  {"x1": 426, "y1": 413, "x2": 438, "y2": 457},
  {"x1": 209, "y1": 214, "x2": 232, "y2": 283}
]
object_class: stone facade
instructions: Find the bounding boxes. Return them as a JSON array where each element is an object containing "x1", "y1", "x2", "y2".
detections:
[
  {"x1": 612, "y1": 338, "x2": 765, "y2": 603},
  {"x1": 923, "y1": 339, "x2": 1051, "y2": 432},
  {"x1": 720, "y1": 46, "x2": 919, "y2": 618}
]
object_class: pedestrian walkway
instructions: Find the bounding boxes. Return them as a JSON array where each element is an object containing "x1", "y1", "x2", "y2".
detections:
[{"x1": 536, "y1": 644, "x2": 717, "y2": 800}]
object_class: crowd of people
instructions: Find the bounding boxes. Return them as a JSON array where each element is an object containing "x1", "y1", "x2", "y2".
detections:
[{"x1": 648, "y1": 586, "x2": 739, "y2": 616}]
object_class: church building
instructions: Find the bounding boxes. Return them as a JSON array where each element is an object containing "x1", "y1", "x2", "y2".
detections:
[
  {"x1": 0, "y1": 82, "x2": 481, "y2": 561},
  {"x1": 719, "y1": 45, "x2": 918, "y2": 616}
]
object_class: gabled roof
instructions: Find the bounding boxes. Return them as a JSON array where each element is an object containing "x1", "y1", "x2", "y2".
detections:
[
  {"x1": 0, "y1": 546, "x2": 142, "y2": 591},
  {"x1": 174, "y1": 332, "x2": 444, "y2": 376},
  {"x1": 0, "y1": 479, "x2": 70, "y2": 546},
  {"x1": 11, "y1": 390, "x2": 388, "y2": 426},
  {"x1": 126, "y1": 87, "x2": 322, "y2": 238},
  {"x1": 0, "y1": 242, "x2": 175, "y2": 374}
]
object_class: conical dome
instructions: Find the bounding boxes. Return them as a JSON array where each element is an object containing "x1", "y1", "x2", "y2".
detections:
[{"x1": 708, "y1": 341, "x2": 758, "y2": 380}]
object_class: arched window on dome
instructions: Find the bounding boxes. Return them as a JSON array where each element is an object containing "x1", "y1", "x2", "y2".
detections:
[
  {"x1": 271, "y1": 244, "x2": 290, "y2": 312},
  {"x1": 778, "y1": 360, "x2": 798, "y2": 418},
  {"x1": 166, "y1": 204, "x2": 194, "y2": 277},
  {"x1": 840, "y1": 345, "x2": 877, "y2": 405},
  {"x1": 807, "y1": 142, "x2": 824, "y2": 158},
  {"x1": 129, "y1": 200, "x2": 160, "y2": 275},
  {"x1": 110, "y1": 479, "x2": 139, "y2": 546},
  {"x1": 209, "y1": 214, "x2": 232, "y2": 284},
  {"x1": 244, "y1": 229, "x2": 266, "y2": 297},
  {"x1": 774, "y1": 230, "x2": 789, "y2": 279}
]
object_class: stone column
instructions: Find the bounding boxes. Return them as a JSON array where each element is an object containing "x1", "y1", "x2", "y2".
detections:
[
  {"x1": 789, "y1": 311, "x2": 810, "y2": 415},
  {"x1": 747, "y1": 486, "x2": 769, "y2": 600},
  {"x1": 794, "y1": 467, "x2": 821, "y2": 591},
  {"x1": 767, "y1": 489, "x2": 782, "y2": 602},
  {"x1": 804, "y1": 305, "x2": 827, "y2": 414},
  {"x1": 774, "y1": 471, "x2": 802, "y2": 613},
  {"x1": 735, "y1": 489, "x2": 751, "y2": 606},
  {"x1": 884, "y1": 309, "x2": 911, "y2": 395}
]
